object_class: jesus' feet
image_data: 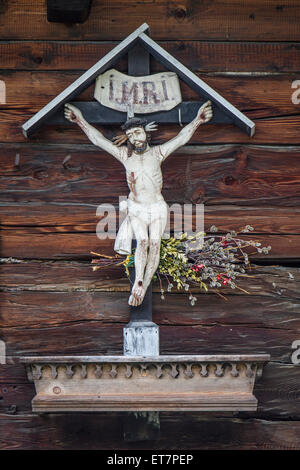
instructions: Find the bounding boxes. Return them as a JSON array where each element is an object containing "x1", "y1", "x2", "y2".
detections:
[{"x1": 128, "y1": 280, "x2": 145, "y2": 306}]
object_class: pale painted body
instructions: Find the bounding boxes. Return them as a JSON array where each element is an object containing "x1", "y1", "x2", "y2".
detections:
[{"x1": 64, "y1": 101, "x2": 212, "y2": 306}]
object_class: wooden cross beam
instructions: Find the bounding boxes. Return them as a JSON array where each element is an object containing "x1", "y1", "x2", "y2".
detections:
[{"x1": 48, "y1": 101, "x2": 233, "y2": 126}]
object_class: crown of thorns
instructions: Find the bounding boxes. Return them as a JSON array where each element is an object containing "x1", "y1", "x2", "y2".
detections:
[
  {"x1": 112, "y1": 118, "x2": 158, "y2": 147},
  {"x1": 121, "y1": 117, "x2": 148, "y2": 131}
]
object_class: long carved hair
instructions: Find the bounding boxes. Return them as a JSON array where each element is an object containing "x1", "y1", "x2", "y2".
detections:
[{"x1": 113, "y1": 117, "x2": 156, "y2": 156}]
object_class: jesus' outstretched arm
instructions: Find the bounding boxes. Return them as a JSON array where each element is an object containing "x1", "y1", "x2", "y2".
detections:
[
  {"x1": 64, "y1": 103, "x2": 124, "y2": 162},
  {"x1": 159, "y1": 100, "x2": 213, "y2": 161}
]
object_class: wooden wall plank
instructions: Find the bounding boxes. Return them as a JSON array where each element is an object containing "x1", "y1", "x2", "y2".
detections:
[
  {"x1": 1, "y1": 263, "x2": 299, "y2": 299},
  {"x1": 0, "y1": 72, "x2": 298, "y2": 117},
  {"x1": 1, "y1": 145, "x2": 300, "y2": 206},
  {"x1": 2, "y1": 204, "x2": 300, "y2": 233},
  {"x1": 254, "y1": 362, "x2": 300, "y2": 420},
  {"x1": 1, "y1": 232, "x2": 299, "y2": 260},
  {"x1": 1, "y1": 281, "x2": 300, "y2": 329},
  {"x1": 1, "y1": 413, "x2": 300, "y2": 450},
  {"x1": 0, "y1": 384, "x2": 34, "y2": 415},
  {"x1": 0, "y1": 1, "x2": 300, "y2": 41},
  {"x1": 1, "y1": 276, "x2": 299, "y2": 360},
  {"x1": 1, "y1": 41, "x2": 300, "y2": 73},
  {"x1": 188, "y1": 145, "x2": 300, "y2": 206},
  {"x1": 0, "y1": 321, "x2": 296, "y2": 360},
  {"x1": 1, "y1": 116, "x2": 300, "y2": 145},
  {"x1": 0, "y1": 364, "x2": 30, "y2": 385}
]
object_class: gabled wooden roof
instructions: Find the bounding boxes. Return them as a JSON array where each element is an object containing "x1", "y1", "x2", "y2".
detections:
[{"x1": 22, "y1": 22, "x2": 255, "y2": 137}]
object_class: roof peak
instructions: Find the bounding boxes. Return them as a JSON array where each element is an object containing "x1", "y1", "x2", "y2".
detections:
[{"x1": 22, "y1": 23, "x2": 255, "y2": 138}]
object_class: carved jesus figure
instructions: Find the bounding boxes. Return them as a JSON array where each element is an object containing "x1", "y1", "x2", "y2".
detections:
[{"x1": 64, "y1": 101, "x2": 212, "y2": 306}]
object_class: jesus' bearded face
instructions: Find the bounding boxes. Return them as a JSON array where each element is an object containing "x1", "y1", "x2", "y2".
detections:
[{"x1": 125, "y1": 126, "x2": 147, "y2": 149}]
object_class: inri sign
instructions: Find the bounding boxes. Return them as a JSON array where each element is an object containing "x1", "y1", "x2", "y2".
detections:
[{"x1": 94, "y1": 69, "x2": 182, "y2": 114}]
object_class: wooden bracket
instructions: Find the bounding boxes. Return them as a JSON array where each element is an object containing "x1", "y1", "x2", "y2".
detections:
[
  {"x1": 47, "y1": 0, "x2": 93, "y2": 24},
  {"x1": 123, "y1": 412, "x2": 160, "y2": 442}
]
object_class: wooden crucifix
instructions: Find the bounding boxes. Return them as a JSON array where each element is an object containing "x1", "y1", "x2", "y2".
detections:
[
  {"x1": 63, "y1": 43, "x2": 212, "y2": 364},
  {"x1": 64, "y1": 100, "x2": 212, "y2": 308},
  {"x1": 22, "y1": 23, "x2": 254, "y2": 353},
  {"x1": 21, "y1": 24, "x2": 258, "y2": 441}
]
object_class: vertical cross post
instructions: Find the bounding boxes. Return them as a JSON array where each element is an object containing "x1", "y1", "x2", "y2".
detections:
[
  {"x1": 123, "y1": 44, "x2": 160, "y2": 440},
  {"x1": 128, "y1": 43, "x2": 150, "y2": 76},
  {"x1": 123, "y1": 266, "x2": 160, "y2": 442},
  {"x1": 123, "y1": 45, "x2": 159, "y2": 357},
  {"x1": 123, "y1": 267, "x2": 159, "y2": 356}
]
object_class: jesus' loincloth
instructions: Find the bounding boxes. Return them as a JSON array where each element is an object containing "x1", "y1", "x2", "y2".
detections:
[{"x1": 114, "y1": 198, "x2": 168, "y2": 255}]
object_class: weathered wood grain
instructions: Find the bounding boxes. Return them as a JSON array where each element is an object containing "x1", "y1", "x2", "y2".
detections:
[
  {"x1": 1, "y1": 41, "x2": 300, "y2": 73},
  {"x1": 188, "y1": 144, "x2": 300, "y2": 206},
  {"x1": 1, "y1": 231, "x2": 299, "y2": 259},
  {"x1": 254, "y1": 362, "x2": 300, "y2": 420},
  {"x1": 1, "y1": 115, "x2": 300, "y2": 144},
  {"x1": 1, "y1": 263, "x2": 299, "y2": 301},
  {"x1": 0, "y1": 143, "x2": 185, "y2": 204},
  {"x1": 2, "y1": 204, "x2": 300, "y2": 234},
  {"x1": 0, "y1": 364, "x2": 30, "y2": 385},
  {"x1": 0, "y1": 314, "x2": 297, "y2": 362},
  {"x1": 0, "y1": 72, "x2": 298, "y2": 118},
  {"x1": 0, "y1": 384, "x2": 34, "y2": 415},
  {"x1": 1, "y1": 259, "x2": 299, "y2": 293},
  {"x1": 0, "y1": 0, "x2": 300, "y2": 41},
  {"x1": 1, "y1": 276, "x2": 300, "y2": 328},
  {"x1": 1, "y1": 413, "x2": 300, "y2": 449},
  {"x1": 2, "y1": 145, "x2": 300, "y2": 206}
]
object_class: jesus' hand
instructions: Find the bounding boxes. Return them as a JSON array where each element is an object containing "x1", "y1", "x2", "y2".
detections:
[
  {"x1": 64, "y1": 103, "x2": 83, "y2": 123},
  {"x1": 196, "y1": 100, "x2": 213, "y2": 124}
]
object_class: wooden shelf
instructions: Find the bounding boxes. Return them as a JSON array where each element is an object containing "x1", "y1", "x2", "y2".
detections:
[{"x1": 19, "y1": 355, "x2": 270, "y2": 413}]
